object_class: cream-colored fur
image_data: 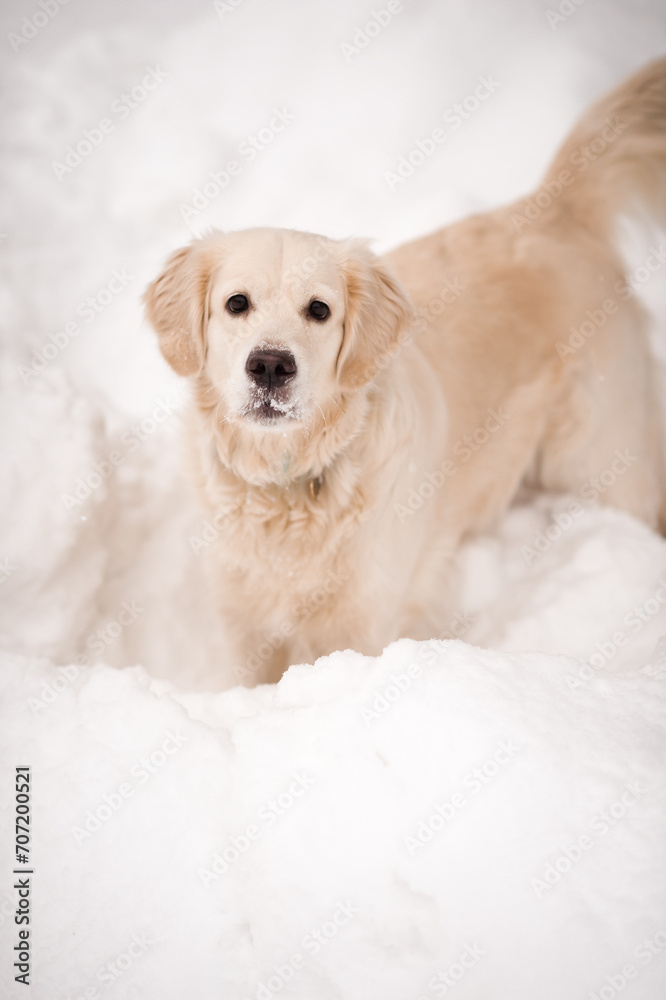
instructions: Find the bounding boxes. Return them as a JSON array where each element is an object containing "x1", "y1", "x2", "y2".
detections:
[{"x1": 145, "y1": 59, "x2": 666, "y2": 685}]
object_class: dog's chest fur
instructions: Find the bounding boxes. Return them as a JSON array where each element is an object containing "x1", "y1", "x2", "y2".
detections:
[{"x1": 196, "y1": 448, "x2": 371, "y2": 624}]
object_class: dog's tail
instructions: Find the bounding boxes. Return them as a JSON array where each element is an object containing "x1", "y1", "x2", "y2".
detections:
[{"x1": 536, "y1": 58, "x2": 666, "y2": 240}]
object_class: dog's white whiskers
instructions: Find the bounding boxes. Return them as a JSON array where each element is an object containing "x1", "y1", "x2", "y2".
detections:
[
  {"x1": 315, "y1": 402, "x2": 328, "y2": 432},
  {"x1": 198, "y1": 379, "x2": 228, "y2": 406},
  {"x1": 321, "y1": 390, "x2": 344, "y2": 416}
]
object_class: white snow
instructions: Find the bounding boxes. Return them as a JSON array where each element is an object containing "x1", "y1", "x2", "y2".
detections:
[
  {"x1": 2, "y1": 641, "x2": 666, "y2": 999},
  {"x1": 2, "y1": 1, "x2": 666, "y2": 997}
]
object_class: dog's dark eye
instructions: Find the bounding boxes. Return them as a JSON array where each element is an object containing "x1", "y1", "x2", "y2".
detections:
[
  {"x1": 308, "y1": 300, "x2": 330, "y2": 321},
  {"x1": 226, "y1": 294, "x2": 250, "y2": 314}
]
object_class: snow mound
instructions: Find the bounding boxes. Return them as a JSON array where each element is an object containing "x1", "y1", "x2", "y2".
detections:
[{"x1": 1, "y1": 641, "x2": 665, "y2": 999}]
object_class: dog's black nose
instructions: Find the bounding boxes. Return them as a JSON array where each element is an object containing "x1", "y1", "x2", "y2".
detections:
[{"x1": 245, "y1": 349, "x2": 297, "y2": 389}]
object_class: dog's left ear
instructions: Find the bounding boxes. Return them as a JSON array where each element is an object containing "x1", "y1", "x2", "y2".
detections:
[
  {"x1": 144, "y1": 239, "x2": 220, "y2": 376},
  {"x1": 336, "y1": 240, "x2": 414, "y2": 392}
]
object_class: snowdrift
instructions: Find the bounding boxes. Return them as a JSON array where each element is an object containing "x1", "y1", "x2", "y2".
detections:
[{"x1": 2, "y1": 640, "x2": 666, "y2": 999}]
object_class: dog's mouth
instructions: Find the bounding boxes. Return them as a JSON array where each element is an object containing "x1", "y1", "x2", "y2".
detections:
[{"x1": 242, "y1": 389, "x2": 302, "y2": 425}]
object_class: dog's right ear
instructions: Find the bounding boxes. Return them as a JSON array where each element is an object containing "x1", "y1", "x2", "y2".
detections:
[{"x1": 144, "y1": 241, "x2": 219, "y2": 376}]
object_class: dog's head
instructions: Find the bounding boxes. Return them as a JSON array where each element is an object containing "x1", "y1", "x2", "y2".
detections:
[{"x1": 144, "y1": 227, "x2": 412, "y2": 478}]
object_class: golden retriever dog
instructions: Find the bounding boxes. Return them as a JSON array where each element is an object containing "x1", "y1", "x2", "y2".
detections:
[{"x1": 145, "y1": 59, "x2": 666, "y2": 685}]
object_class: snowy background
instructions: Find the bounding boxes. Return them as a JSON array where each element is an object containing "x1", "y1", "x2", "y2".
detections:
[{"x1": 1, "y1": 0, "x2": 666, "y2": 997}]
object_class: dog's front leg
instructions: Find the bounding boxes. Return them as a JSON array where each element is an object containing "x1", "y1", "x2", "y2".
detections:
[{"x1": 228, "y1": 629, "x2": 291, "y2": 686}]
